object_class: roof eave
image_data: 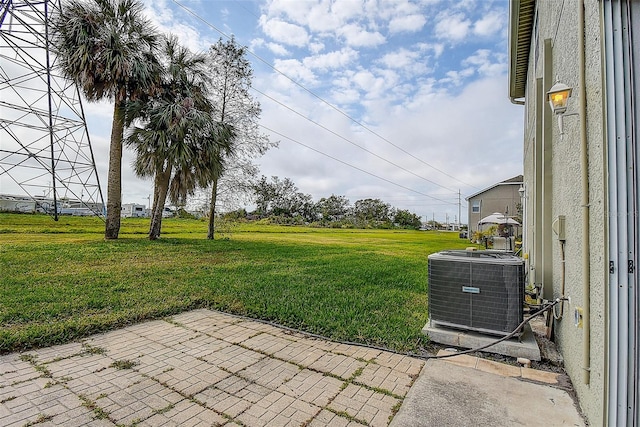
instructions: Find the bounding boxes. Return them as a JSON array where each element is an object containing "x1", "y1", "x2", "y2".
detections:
[
  {"x1": 465, "y1": 179, "x2": 524, "y2": 201},
  {"x1": 508, "y1": 0, "x2": 536, "y2": 102}
]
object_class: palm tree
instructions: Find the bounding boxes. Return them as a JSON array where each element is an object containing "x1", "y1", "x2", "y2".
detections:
[
  {"x1": 51, "y1": 0, "x2": 160, "y2": 239},
  {"x1": 126, "y1": 35, "x2": 233, "y2": 239},
  {"x1": 169, "y1": 121, "x2": 235, "y2": 212}
]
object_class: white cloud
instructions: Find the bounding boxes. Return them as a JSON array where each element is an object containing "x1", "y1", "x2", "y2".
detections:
[
  {"x1": 261, "y1": 0, "x2": 312, "y2": 23},
  {"x1": 376, "y1": 68, "x2": 401, "y2": 90},
  {"x1": 272, "y1": 59, "x2": 317, "y2": 86},
  {"x1": 259, "y1": 17, "x2": 310, "y2": 47},
  {"x1": 306, "y1": 3, "x2": 344, "y2": 32},
  {"x1": 473, "y1": 11, "x2": 504, "y2": 37},
  {"x1": 303, "y1": 48, "x2": 357, "y2": 71},
  {"x1": 267, "y1": 42, "x2": 290, "y2": 56},
  {"x1": 260, "y1": 0, "x2": 366, "y2": 36},
  {"x1": 331, "y1": 0, "x2": 368, "y2": 23},
  {"x1": 329, "y1": 68, "x2": 398, "y2": 105},
  {"x1": 365, "y1": 75, "x2": 523, "y2": 193},
  {"x1": 434, "y1": 13, "x2": 471, "y2": 42},
  {"x1": 379, "y1": 48, "x2": 420, "y2": 70},
  {"x1": 143, "y1": 0, "x2": 213, "y2": 53},
  {"x1": 82, "y1": 98, "x2": 115, "y2": 122},
  {"x1": 249, "y1": 37, "x2": 265, "y2": 52},
  {"x1": 416, "y1": 42, "x2": 445, "y2": 58},
  {"x1": 142, "y1": 0, "x2": 172, "y2": 25},
  {"x1": 389, "y1": 14, "x2": 427, "y2": 33},
  {"x1": 309, "y1": 41, "x2": 325, "y2": 54},
  {"x1": 463, "y1": 49, "x2": 507, "y2": 77},
  {"x1": 337, "y1": 24, "x2": 386, "y2": 47},
  {"x1": 331, "y1": 85, "x2": 361, "y2": 105},
  {"x1": 440, "y1": 68, "x2": 475, "y2": 86},
  {"x1": 351, "y1": 70, "x2": 388, "y2": 99}
]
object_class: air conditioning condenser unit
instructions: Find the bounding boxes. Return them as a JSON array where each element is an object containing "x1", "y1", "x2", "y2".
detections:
[{"x1": 428, "y1": 250, "x2": 525, "y2": 336}]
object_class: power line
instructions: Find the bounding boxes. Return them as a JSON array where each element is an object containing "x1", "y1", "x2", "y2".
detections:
[
  {"x1": 260, "y1": 124, "x2": 457, "y2": 205},
  {"x1": 344, "y1": 195, "x2": 463, "y2": 203},
  {"x1": 169, "y1": 0, "x2": 479, "y2": 192},
  {"x1": 252, "y1": 86, "x2": 459, "y2": 192}
]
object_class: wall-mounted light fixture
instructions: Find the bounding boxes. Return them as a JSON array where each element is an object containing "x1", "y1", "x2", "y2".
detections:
[{"x1": 547, "y1": 81, "x2": 574, "y2": 134}]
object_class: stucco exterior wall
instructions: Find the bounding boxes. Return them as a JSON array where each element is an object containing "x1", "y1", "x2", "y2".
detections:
[{"x1": 519, "y1": 0, "x2": 606, "y2": 424}]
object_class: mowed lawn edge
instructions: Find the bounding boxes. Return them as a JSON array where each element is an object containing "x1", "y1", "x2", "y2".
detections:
[{"x1": 0, "y1": 213, "x2": 476, "y2": 354}]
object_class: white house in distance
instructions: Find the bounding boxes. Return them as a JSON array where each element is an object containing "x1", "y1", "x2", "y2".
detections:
[{"x1": 509, "y1": 0, "x2": 638, "y2": 424}]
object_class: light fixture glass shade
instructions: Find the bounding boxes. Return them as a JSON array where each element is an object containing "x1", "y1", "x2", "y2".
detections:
[{"x1": 547, "y1": 82, "x2": 573, "y2": 114}]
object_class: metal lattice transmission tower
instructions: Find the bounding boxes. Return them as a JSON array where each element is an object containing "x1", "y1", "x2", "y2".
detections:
[{"x1": 0, "y1": 0, "x2": 104, "y2": 219}]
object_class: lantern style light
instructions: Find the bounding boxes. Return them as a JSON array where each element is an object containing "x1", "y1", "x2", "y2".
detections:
[
  {"x1": 547, "y1": 81, "x2": 574, "y2": 134},
  {"x1": 547, "y1": 81, "x2": 573, "y2": 115}
]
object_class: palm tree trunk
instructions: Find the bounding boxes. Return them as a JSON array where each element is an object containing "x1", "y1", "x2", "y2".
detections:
[
  {"x1": 149, "y1": 182, "x2": 162, "y2": 239},
  {"x1": 150, "y1": 181, "x2": 161, "y2": 221},
  {"x1": 104, "y1": 98, "x2": 125, "y2": 239},
  {"x1": 207, "y1": 177, "x2": 218, "y2": 240},
  {"x1": 149, "y1": 164, "x2": 172, "y2": 240}
]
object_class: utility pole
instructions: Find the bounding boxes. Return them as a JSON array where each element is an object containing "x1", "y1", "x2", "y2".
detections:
[{"x1": 458, "y1": 189, "x2": 461, "y2": 229}]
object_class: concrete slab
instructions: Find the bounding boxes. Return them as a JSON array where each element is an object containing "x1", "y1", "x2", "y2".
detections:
[
  {"x1": 423, "y1": 319, "x2": 541, "y2": 361},
  {"x1": 391, "y1": 357, "x2": 585, "y2": 427}
]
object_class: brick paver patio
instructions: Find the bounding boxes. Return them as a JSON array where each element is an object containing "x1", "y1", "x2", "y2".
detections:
[{"x1": 0, "y1": 309, "x2": 424, "y2": 427}]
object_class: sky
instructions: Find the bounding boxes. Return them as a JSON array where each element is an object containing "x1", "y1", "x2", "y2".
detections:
[{"x1": 1, "y1": 0, "x2": 524, "y2": 225}]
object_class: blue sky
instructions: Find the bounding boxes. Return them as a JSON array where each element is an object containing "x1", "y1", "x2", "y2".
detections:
[{"x1": 6, "y1": 0, "x2": 524, "y2": 224}]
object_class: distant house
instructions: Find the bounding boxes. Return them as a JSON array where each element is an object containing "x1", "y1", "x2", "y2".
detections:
[
  {"x1": 121, "y1": 203, "x2": 146, "y2": 218},
  {"x1": 509, "y1": 0, "x2": 639, "y2": 424},
  {"x1": 465, "y1": 175, "x2": 523, "y2": 237}
]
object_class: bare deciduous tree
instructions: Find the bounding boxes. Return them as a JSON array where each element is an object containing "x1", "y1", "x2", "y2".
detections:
[{"x1": 203, "y1": 37, "x2": 277, "y2": 239}]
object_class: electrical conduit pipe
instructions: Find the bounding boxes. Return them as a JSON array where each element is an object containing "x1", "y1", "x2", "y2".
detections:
[{"x1": 578, "y1": 0, "x2": 591, "y2": 385}]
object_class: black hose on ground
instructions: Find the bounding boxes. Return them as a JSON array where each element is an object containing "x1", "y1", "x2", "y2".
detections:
[
  {"x1": 207, "y1": 298, "x2": 563, "y2": 362},
  {"x1": 425, "y1": 298, "x2": 563, "y2": 359}
]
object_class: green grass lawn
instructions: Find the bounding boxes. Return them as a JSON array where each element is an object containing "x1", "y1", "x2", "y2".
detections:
[{"x1": 0, "y1": 213, "x2": 476, "y2": 354}]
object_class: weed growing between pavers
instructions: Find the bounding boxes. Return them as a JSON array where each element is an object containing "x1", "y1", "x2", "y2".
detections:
[
  {"x1": 390, "y1": 400, "x2": 404, "y2": 420},
  {"x1": 153, "y1": 404, "x2": 175, "y2": 415},
  {"x1": 78, "y1": 394, "x2": 110, "y2": 420},
  {"x1": 109, "y1": 359, "x2": 139, "y2": 370},
  {"x1": 22, "y1": 413, "x2": 53, "y2": 426},
  {"x1": 18, "y1": 353, "x2": 52, "y2": 378},
  {"x1": 82, "y1": 343, "x2": 107, "y2": 355},
  {"x1": 324, "y1": 408, "x2": 369, "y2": 425}
]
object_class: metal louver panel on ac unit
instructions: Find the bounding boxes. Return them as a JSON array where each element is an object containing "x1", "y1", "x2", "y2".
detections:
[{"x1": 428, "y1": 250, "x2": 525, "y2": 336}]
